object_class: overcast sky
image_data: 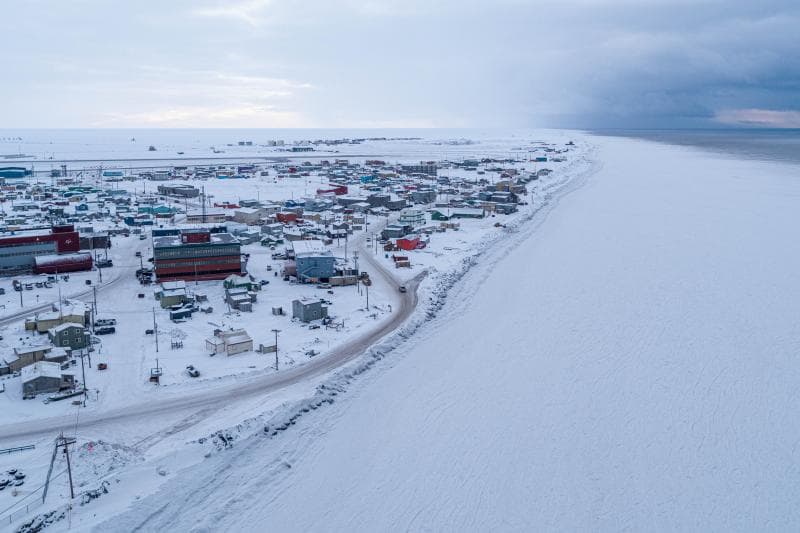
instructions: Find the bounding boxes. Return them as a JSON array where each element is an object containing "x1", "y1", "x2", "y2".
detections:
[{"x1": 2, "y1": 0, "x2": 798, "y2": 129}]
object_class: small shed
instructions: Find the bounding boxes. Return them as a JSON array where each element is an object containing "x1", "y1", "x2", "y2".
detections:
[
  {"x1": 205, "y1": 329, "x2": 254, "y2": 356},
  {"x1": 292, "y1": 299, "x2": 328, "y2": 323}
]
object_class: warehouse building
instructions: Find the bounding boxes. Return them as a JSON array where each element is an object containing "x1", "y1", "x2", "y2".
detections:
[
  {"x1": 34, "y1": 252, "x2": 93, "y2": 274},
  {"x1": 153, "y1": 228, "x2": 243, "y2": 281},
  {"x1": 0, "y1": 224, "x2": 81, "y2": 275},
  {"x1": 157, "y1": 184, "x2": 200, "y2": 198}
]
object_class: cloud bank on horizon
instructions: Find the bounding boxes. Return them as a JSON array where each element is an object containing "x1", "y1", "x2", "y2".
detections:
[{"x1": 2, "y1": 0, "x2": 798, "y2": 129}]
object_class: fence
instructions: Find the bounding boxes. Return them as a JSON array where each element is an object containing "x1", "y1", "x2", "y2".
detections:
[
  {"x1": 0, "y1": 444, "x2": 35, "y2": 456},
  {"x1": 5, "y1": 498, "x2": 44, "y2": 526}
]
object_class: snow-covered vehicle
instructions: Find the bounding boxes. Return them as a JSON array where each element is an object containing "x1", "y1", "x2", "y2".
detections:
[{"x1": 186, "y1": 365, "x2": 200, "y2": 378}]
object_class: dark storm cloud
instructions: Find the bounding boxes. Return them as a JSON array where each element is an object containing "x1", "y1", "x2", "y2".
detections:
[{"x1": 1, "y1": 0, "x2": 798, "y2": 127}]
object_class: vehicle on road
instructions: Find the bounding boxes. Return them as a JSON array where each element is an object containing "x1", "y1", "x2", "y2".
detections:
[{"x1": 398, "y1": 285, "x2": 407, "y2": 293}]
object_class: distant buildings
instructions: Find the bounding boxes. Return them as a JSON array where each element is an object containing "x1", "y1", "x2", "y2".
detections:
[
  {"x1": 157, "y1": 184, "x2": 199, "y2": 198},
  {"x1": 185, "y1": 208, "x2": 227, "y2": 224},
  {"x1": 400, "y1": 163, "x2": 438, "y2": 177}
]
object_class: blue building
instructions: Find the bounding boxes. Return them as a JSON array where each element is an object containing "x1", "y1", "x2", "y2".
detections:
[{"x1": 292, "y1": 240, "x2": 336, "y2": 282}]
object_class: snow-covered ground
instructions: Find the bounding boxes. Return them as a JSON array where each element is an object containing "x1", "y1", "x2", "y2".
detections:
[
  {"x1": 74, "y1": 134, "x2": 800, "y2": 532},
  {"x1": 0, "y1": 130, "x2": 590, "y2": 530}
]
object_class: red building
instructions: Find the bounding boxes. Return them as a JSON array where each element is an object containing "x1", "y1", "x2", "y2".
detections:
[
  {"x1": 34, "y1": 252, "x2": 93, "y2": 274},
  {"x1": 276, "y1": 212, "x2": 299, "y2": 223},
  {"x1": 316, "y1": 184, "x2": 348, "y2": 196},
  {"x1": 153, "y1": 229, "x2": 243, "y2": 281},
  {"x1": 396, "y1": 236, "x2": 421, "y2": 251},
  {"x1": 0, "y1": 225, "x2": 82, "y2": 274}
]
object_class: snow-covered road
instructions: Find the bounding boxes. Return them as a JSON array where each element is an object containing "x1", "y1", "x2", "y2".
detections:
[
  {"x1": 103, "y1": 135, "x2": 800, "y2": 532},
  {"x1": 0, "y1": 235, "x2": 420, "y2": 445}
]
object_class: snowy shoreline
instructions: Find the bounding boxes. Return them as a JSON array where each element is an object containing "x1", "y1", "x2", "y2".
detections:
[
  {"x1": 74, "y1": 140, "x2": 600, "y2": 532},
  {"x1": 4, "y1": 134, "x2": 599, "y2": 531},
  {"x1": 189, "y1": 140, "x2": 601, "y2": 449}
]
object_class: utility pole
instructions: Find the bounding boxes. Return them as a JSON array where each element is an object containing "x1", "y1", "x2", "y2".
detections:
[
  {"x1": 57, "y1": 275, "x2": 63, "y2": 320},
  {"x1": 153, "y1": 307, "x2": 159, "y2": 352},
  {"x1": 366, "y1": 282, "x2": 369, "y2": 309},
  {"x1": 271, "y1": 328, "x2": 280, "y2": 371},
  {"x1": 79, "y1": 352, "x2": 87, "y2": 406},
  {"x1": 44, "y1": 434, "x2": 76, "y2": 503}
]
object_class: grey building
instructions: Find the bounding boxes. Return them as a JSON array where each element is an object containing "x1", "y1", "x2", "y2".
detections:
[
  {"x1": 386, "y1": 198, "x2": 407, "y2": 211},
  {"x1": 21, "y1": 361, "x2": 75, "y2": 397},
  {"x1": 367, "y1": 193, "x2": 391, "y2": 208},
  {"x1": 411, "y1": 189, "x2": 437, "y2": 204},
  {"x1": 292, "y1": 299, "x2": 328, "y2": 323},
  {"x1": 381, "y1": 224, "x2": 412, "y2": 240},
  {"x1": 48, "y1": 323, "x2": 89, "y2": 350},
  {"x1": 157, "y1": 184, "x2": 200, "y2": 198},
  {"x1": 400, "y1": 164, "x2": 438, "y2": 176}
]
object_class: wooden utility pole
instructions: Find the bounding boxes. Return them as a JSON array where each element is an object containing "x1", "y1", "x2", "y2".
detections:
[{"x1": 43, "y1": 434, "x2": 76, "y2": 503}]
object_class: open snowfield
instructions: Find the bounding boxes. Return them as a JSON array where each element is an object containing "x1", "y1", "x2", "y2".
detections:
[{"x1": 85, "y1": 134, "x2": 800, "y2": 532}]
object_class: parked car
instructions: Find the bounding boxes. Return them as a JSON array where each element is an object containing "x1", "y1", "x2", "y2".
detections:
[
  {"x1": 317, "y1": 283, "x2": 332, "y2": 289},
  {"x1": 96, "y1": 259, "x2": 113, "y2": 268},
  {"x1": 85, "y1": 279, "x2": 92, "y2": 285},
  {"x1": 94, "y1": 326, "x2": 115, "y2": 335},
  {"x1": 186, "y1": 365, "x2": 200, "y2": 378},
  {"x1": 95, "y1": 318, "x2": 117, "y2": 327},
  {"x1": 398, "y1": 285, "x2": 407, "y2": 293},
  {"x1": 145, "y1": 329, "x2": 154, "y2": 335}
]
